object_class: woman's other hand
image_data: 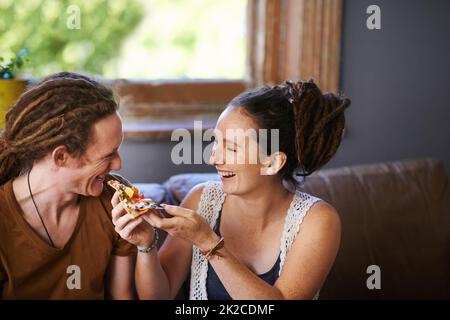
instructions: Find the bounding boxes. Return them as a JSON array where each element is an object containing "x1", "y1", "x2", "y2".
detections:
[{"x1": 143, "y1": 204, "x2": 218, "y2": 251}]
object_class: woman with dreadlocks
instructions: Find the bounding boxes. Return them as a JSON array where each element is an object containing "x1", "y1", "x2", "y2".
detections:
[
  {"x1": 0, "y1": 72, "x2": 137, "y2": 299},
  {"x1": 112, "y1": 79, "x2": 350, "y2": 299}
]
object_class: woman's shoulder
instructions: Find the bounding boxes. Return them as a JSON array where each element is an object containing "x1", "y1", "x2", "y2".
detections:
[
  {"x1": 307, "y1": 200, "x2": 340, "y2": 222},
  {"x1": 293, "y1": 189, "x2": 323, "y2": 205},
  {"x1": 278, "y1": 197, "x2": 341, "y2": 299},
  {"x1": 180, "y1": 181, "x2": 220, "y2": 211},
  {"x1": 297, "y1": 198, "x2": 341, "y2": 240},
  {"x1": 288, "y1": 190, "x2": 341, "y2": 238}
]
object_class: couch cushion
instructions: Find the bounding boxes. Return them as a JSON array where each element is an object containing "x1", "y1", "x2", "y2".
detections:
[
  {"x1": 303, "y1": 158, "x2": 450, "y2": 299},
  {"x1": 134, "y1": 183, "x2": 167, "y2": 204},
  {"x1": 163, "y1": 173, "x2": 219, "y2": 204},
  {"x1": 163, "y1": 158, "x2": 450, "y2": 299}
]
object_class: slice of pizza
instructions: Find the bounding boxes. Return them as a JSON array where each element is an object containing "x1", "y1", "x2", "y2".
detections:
[{"x1": 107, "y1": 179, "x2": 164, "y2": 218}]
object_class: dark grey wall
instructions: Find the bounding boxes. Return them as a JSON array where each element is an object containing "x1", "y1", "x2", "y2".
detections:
[
  {"x1": 118, "y1": 0, "x2": 450, "y2": 183},
  {"x1": 119, "y1": 138, "x2": 215, "y2": 183},
  {"x1": 329, "y1": 0, "x2": 450, "y2": 173}
]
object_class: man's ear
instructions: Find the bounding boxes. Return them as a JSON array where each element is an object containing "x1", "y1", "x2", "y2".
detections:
[
  {"x1": 260, "y1": 152, "x2": 287, "y2": 176},
  {"x1": 51, "y1": 146, "x2": 70, "y2": 167}
]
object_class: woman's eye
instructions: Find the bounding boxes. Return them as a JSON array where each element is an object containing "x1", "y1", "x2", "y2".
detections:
[{"x1": 227, "y1": 147, "x2": 237, "y2": 152}]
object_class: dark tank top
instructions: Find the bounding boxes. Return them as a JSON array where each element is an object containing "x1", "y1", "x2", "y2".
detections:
[{"x1": 206, "y1": 209, "x2": 281, "y2": 300}]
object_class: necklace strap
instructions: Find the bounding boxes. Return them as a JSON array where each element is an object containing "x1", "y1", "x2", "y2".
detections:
[{"x1": 27, "y1": 169, "x2": 55, "y2": 248}]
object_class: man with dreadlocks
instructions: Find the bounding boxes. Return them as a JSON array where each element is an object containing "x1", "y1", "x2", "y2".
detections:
[{"x1": 0, "y1": 72, "x2": 138, "y2": 299}]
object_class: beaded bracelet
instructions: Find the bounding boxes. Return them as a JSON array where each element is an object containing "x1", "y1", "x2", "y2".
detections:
[
  {"x1": 137, "y1": 228, "x2": 160, "y2": 253},
  {"x1": 200, "y1": 237, "x2": 225, "y2": 260}
]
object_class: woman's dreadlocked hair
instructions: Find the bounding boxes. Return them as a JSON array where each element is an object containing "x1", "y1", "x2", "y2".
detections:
[
  {"x1": 0, "y1": 72, "x2": 118, "y2": 185},
  {"x1": 229, "y1": 79, "x2": 350, "y2": 187}
]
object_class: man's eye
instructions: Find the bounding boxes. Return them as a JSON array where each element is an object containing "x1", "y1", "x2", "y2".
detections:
[
  {"x1": 227, "y1": 147, "x2": 237, "y2": 152},
  {"x1": 105, "y1": 152, "x2": 116, "y2": 159}
]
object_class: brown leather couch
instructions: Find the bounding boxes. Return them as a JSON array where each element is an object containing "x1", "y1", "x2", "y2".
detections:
[{"x1": 137, "y1": 158, "x2": 450, "y2": 299}]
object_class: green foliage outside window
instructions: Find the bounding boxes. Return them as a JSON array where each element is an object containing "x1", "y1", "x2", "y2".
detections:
[
  {"x1": 0, "y1": 0, "x2": 143, "y2": 77},
  {"x1": 0, "y1": 0, "x2": 246, "y2": 79}
]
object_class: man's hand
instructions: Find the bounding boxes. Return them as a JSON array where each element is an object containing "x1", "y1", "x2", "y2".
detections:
[{"x1": 111, "y1": 191, "x2": 155, "y2": 247}]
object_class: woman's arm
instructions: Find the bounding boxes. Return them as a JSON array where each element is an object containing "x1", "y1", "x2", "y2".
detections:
[{"x1": 152, "y1": 201, "x2": 341, "y2": 300}]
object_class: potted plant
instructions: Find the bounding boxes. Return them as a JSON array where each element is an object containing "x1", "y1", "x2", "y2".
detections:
[{"x1": 0, "y1": 49, "x2": 29, "y2": 128}]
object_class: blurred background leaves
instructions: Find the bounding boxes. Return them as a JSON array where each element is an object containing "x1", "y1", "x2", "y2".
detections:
[{"x1": 0, "y1": 0, "x2": 246, "y2": 79}]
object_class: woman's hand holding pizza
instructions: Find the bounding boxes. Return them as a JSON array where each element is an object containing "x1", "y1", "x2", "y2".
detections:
[{"x1": 143, "y1": 205, "x2": 219, "y2": 252}]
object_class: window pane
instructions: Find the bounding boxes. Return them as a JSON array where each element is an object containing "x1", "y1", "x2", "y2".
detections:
[{"x1": 0, "y1": 0, "x2": 247, "y2": 79}]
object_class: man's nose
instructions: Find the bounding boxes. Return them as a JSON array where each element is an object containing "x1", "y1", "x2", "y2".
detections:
[{"x1": 110, "y1": 152, "x2": 122, "y2": 171}]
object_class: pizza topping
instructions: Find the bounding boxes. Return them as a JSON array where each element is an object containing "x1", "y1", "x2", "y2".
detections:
[{"x1": 107, "y1": 179, "x2": 160, "y2": 218}]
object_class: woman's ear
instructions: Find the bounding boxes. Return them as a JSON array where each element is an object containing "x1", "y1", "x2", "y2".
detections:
[
  {"x1": 260, "y1": 151, "x2": 287, "y2": 176},
  {"x1": 51, "y1": 146, "x2": 70, "y2": 167}
]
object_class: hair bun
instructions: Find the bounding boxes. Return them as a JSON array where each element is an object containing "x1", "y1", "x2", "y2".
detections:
[
  {"x1": 286, "y1": 79, "x2": 350, "y2": 177},
  {"x1": 285, "y1": 79, "x2": 319, "y2": 104}
]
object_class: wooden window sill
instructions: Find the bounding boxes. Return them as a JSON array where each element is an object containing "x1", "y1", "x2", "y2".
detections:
[{"x1": 123, "y1": 118, "x2": 218, "y2": 140}]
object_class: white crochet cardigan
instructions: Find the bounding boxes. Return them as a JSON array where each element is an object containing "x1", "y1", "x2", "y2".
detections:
[{"x1": 189, "y1": 181, "x2": 322, "y2": 300}]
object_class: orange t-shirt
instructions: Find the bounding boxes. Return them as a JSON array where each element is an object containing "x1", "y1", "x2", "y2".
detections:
[{"x1": 0, "y1": 180, "x2": 136, "y2": 299}]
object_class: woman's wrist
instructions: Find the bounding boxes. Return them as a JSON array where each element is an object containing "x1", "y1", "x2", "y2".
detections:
[
  {"x1": 200, "y1": 237, "x2": 225, "y2": 260},
  {"x1": 198, "y1": 231, "x2": 221, "y2": 253},
  {"x1": 197, "y1": 231, "x2": 226, "y2": 260}
]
